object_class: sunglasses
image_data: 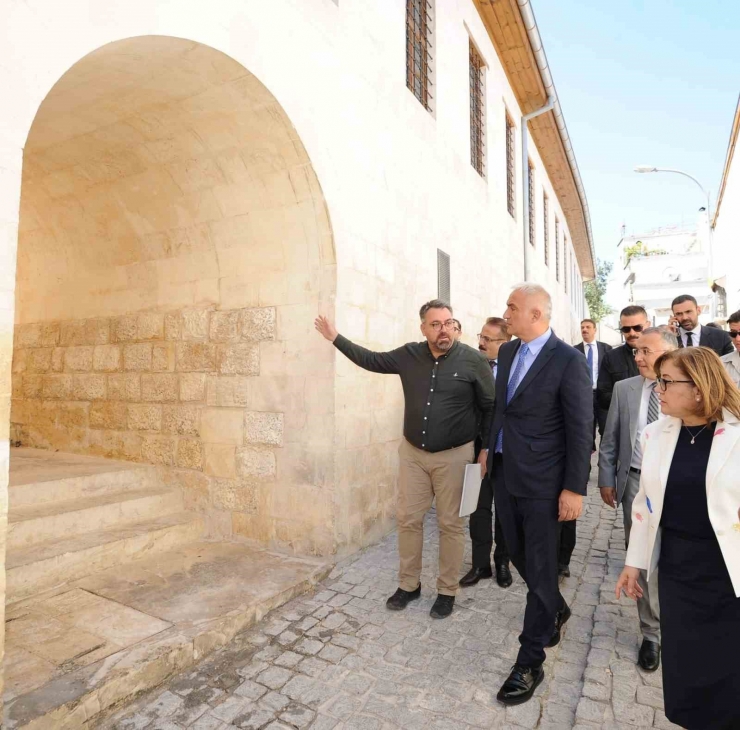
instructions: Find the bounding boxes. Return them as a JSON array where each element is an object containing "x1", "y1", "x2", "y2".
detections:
[
  {"x1": 620, "y1": 325, "x2": 644, "y2": 334},
  {"x1": 731, "y1": 331, "x2": 740, "y2": 339}
]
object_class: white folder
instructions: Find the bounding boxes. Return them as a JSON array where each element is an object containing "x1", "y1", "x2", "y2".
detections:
[{"x1": 459, "y1": 463, "x2": 483, "y2": 517}]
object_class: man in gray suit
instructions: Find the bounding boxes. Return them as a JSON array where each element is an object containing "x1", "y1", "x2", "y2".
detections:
[{"x1": 598, "y1": 326, "x2": 678, "y2": 672}]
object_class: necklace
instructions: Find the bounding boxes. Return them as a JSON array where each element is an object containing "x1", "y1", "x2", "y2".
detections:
[{"x1": 683, "y1": 424, "x2": 708, "y2": 445}]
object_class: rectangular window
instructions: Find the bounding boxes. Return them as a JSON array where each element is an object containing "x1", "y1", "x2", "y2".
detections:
[
  {"x1": 528, "y1": 162, "x2": 536, "y2": 246},
  {"x1": 564, "y1": 239, "x2": 569, "y2": 294},
  {"x1": 555, "y1": 217, "x2": 560, "y2": 282},
  {"x1": 543, "y1": 193, "x2": 549, "y2": 265},
  {"x1": 469, "y1": 41, "x2": 485, "y2": 177},
  {"x1": 506, "y1": 115, "x2": 516, "y2": 217},
  {"x1": 406, "y1": 0, "x2": 433, "y2": 111},
  {"x1": 437, "y1": 249, "x2": 450, "y2": 302}
]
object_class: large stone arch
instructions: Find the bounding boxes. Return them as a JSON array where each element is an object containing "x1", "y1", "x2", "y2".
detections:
[{"x1": 11, "y1": 36, "x2": 337, "y2": 555}]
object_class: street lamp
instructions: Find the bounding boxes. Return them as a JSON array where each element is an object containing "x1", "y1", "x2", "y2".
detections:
[{"x1": 633, "y1": 165, "x2": 714, "y2": 314}]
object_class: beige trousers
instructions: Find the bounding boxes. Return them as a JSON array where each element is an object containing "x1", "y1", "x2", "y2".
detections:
[{"x1": 397, "y1": 438, "x2": 475, "y2": 596}]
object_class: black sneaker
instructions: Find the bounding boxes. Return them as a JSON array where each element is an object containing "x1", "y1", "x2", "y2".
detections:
[
  {"x1": 386, "y1": 585, "x2": 421, "y2": 611},
  {"x1": 429, "y1": 594, "x2": 455, "y2": 619}
]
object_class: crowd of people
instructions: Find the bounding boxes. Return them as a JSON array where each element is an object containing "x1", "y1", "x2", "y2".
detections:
[{"x1": 315, "y1": 287, "x2": 740, "y2": 729}]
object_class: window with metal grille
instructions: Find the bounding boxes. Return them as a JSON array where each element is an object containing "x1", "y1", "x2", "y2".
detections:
[
  {"x1": 564, "y1": 239, "x2": 568, "y2": 294},
  {"x1": 506, "y1": 115, "x2": 516, "y2": 217},
  {"x1": 469, "y1": 41, "x2": 485, "y2": 177},
  {"x1": 555, "y1": 217, "x2": 560, "y2": 282},
  {"x1": 406, "y1": 0, "x2": 433, "y2": 112},
  {"x1": 528, "y1": 162, "x2": 536, "y2": 245},
  {"x1": 543, "y1": 193, "x2": 549, "y2": 265},
  {"x1": 437, "y1": 249, "x2": 450, "y2": 302}
]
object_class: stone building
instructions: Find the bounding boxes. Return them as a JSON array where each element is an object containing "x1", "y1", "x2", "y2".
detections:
[{"x1": 0, "y1": 0, "x2": 594, "y2": 724}]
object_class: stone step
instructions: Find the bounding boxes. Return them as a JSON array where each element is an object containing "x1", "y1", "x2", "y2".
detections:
[
  {"x1": 9, "y1": 448, "x2": 157, "y2": 507},
  {"x1": 7, "y1": 487, "x2": 183, "y2": 551},
  {"x1": 6, "y1": 512, "x2": 205, "y2": 603}
]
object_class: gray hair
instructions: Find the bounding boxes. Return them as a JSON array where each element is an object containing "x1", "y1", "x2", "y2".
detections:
[
  {"x1": 510, "y1": 282, "x2": 553, "y2": 319},
  {"x1": 644, "y1": 326, "x2": 678, "y2": 350},
  {"x1": 419, "y1": 299, "x2": 452, "y2": 321}
]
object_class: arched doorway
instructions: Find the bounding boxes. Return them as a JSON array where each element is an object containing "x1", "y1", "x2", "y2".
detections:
[{"x1": 11, "y1": 35, "x2": 337, "y2": 555}]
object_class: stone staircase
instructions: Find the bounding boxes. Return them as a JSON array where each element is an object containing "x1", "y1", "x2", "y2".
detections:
[{"x1": 7, "y1": 449, "x2": 204, "y2": 603}]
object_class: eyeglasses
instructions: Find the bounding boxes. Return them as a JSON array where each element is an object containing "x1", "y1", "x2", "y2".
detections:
[
  {"x1": 620, "y1": 325, "x2": 645, "y2": 334},
  {"x1": 428, "y1": 320, "x2": 457, "y2": 332},
  {"x1": 730, "y1": 331, "x2": 740, "y2": 338},
  {"x1": 477, "y1": 334, "x2": 508, "y2": 345},
  {"x1": 656, "y1": 376, "x2": 694, "y2": 392},
  {"x1": 634, "y1": 348, "x2": 666, "y2": 357}
]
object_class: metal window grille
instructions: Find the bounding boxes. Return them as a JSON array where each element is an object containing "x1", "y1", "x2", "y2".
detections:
[
  {"x1": 506, "y1": 115, "x2": 516, "y2": 217},
  {"x1": 406, "y1": 0, "x2": 433, "y2": 111},
  {"x1": 555, "y1": 218, "x2": 560, "y2": 282},
  {"x1": 469, "y1": 42, "x2": 485, "y2": 176},
  {"x1": 716, "y1": 285, "x2": 727, "y2": 319},
  {"x1": 564, "y1": 240, "x2": 568, "y2": 294},
  {"x1": 528, "y1": 163, "x2": 536, "y2": 245},
  {"x1": 543, "y1": 194, "x2": 549, "y2": 265},
  {"x1": 437, "y1": 249, "x2": 450, "y2": 302}
]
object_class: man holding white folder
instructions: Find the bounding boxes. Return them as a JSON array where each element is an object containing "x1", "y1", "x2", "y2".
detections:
[{"x1": 315, "y1": 300, "x2": 495, "y2": 619}]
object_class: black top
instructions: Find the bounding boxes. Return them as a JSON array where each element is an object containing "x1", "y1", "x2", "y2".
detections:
[
  {"x1": 661, "y1": 421, "x2": 717, "y2": 541},
  {"x1": 596, "y1": 343, "x2": 640, "y2": 414},
  {"x1": 333, "y1": 335, "x2": 495, "y2": 453}
]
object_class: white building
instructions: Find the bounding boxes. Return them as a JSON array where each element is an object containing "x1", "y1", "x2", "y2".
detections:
[
  {"x1": 617, "y1": 224, "x2": 712, "y2": 325},
  {"x1": 712, "y1": 94, "x2": 740, "y2": 318}
]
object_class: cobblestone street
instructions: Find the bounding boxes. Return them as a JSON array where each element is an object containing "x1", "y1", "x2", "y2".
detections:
[{"x1": 104, "y1": 461, "x2": 679, "y2": 730}]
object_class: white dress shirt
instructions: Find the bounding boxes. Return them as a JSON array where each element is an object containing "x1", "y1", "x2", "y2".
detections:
[
  {"x1": 583, "y1": 341, "x2": 599, "y2": 389},
  {"x1": 630, "y1": 377, "x2": 664, "y2": 469},
  {"x1": 679, "y1": 324, "x2": 702, "y2": 347}
]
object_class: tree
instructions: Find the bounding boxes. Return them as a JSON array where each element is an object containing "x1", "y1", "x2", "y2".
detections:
[
  {"x1": 585, "y1": 259, "x2": 613, "y2": 323},
  {"x1": 624, "y1": 240, "x2": 667, "y2": 264}
]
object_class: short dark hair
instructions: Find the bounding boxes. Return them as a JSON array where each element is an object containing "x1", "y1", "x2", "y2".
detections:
[
  {"x1": 452, "y1": 318, "x2": 462, "y2": 331},
  {"x1": 671, "y1": 294, "x2": 698, "y2": 310},
  {"x1": 704, "y1": 322, "x2": 720, "y2": 329},
  {"x1": 620, "y1": 305, "x2": 647, "y2": 319},
  {"x1": 484, "y1": 316, "x2": 511, "y2": 340},
  {"x1": 727, "y1": 310, "x2": 740, "y2": 325},
  {"x1": 581, "y1": 318, "x2": 596, "y2": 327},
  {"x1": 419, "y1": 299, "x2": 452, "y2": 321}
]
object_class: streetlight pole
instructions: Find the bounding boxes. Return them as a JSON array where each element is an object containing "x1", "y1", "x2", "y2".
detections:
[{"x1": 633, "y1": 165, "x2": 714, "y2": 315}]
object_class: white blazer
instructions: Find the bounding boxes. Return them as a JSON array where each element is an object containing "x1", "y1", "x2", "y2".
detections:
[{"x1": 625, "y1": 409, "x2": 740, "y2": 597}]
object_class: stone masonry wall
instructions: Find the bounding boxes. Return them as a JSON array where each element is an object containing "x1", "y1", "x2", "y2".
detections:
[{"x1": 8, "y1": 306, "x2": 339, "y2": 550}]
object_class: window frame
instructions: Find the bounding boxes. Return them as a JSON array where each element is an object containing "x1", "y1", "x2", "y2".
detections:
[
  {"x1": 505, "y1": 114, "x2": 516, "y2": 218},
  {"x1": 406, "y1": 0, "x2": 434, "y2": 112},
  {"x1": 469, "y1": 40, "x2": 486, "y2": 177}
]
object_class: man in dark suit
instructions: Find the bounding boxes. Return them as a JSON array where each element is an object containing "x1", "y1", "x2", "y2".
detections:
[
  {"x1": 669, "y1": 294, "x2": 733, "y2": 356},
  {"x1": 596, "y1": 305, "x2": 647, "y2": 432},
  {"x1": 575, "y1": 318, "x2": 613, "y2": 447},
  {"x1": 486, "y1": 284, "x2": 592, "y2": 706},
  {"x1": 460, "y1": 317, "x2": 512, "y2": 589}
]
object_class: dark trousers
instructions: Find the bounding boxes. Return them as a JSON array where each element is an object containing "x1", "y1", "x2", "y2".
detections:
[
  {"x1": 557, "y1": 520, "x2": 576, "y2": 567},
  {"x1": 591, "y1": 390, "x2": 600, "y2": 449},
  {"x1": 493, "y1": 455, "x2": 564, "y2": 668},
  {"x1": 469, "y1": 474, "x2": 510, "y2": 568}
]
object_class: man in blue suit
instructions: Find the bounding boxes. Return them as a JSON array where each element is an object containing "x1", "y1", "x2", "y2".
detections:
[{"x1": 485, "y1": 283, "x2": 593, "y2": 706}]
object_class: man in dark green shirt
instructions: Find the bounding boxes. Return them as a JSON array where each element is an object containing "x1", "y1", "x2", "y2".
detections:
[{"x1": 315, "y1": 300, "x2": 495, "y2": 619}]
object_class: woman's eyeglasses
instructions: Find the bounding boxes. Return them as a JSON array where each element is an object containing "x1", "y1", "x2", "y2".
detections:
[
  {"x1": 620, "y1": 324, "x2": 644, "y2": 334},
  {"x1": 656, "y1": 376, "x2": 694, "y2": 392}
]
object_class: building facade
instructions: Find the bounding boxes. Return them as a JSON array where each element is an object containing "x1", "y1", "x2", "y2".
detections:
[{"x1": 0, "y1": 0, "x2": 594, "y2": 704}]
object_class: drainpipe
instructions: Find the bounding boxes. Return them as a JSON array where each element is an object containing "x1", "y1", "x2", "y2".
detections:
[
  {"x1": 518, "y1": 0, "x2": 596, "y2": 282},
  {"x1": 522, "y1": 97, "x2": 555, "y2": 281}
]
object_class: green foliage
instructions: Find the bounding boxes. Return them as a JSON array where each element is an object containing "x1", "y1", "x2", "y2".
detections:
[
  {"x1": 624, "y1": 240, "x2": 668, "y2": 264},
  {"x1": 584, "y1": 259, "x2": 613, "y2": 323}
]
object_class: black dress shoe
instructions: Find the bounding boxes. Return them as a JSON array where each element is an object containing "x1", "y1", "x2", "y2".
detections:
[
  {"x1": 638, "y1": 639, "x2": 661, "y2": 672},
  {"x1": 558, "y1": 563, "x2": 570, "y2": 578},
  {"x1": 495, "y1": 562, "x2": 513, "y2": 588},
  {"x1": 460, "y1": 566, "x2": 493, "y2": 587},
  {"x1": 546, "y1": 602, "x2": 572, "y2": 648},
  {"x1": 496, "y1": 663, "x2": 544, "y2": 705},
  {"x1": 385, "y1": 585, "x2": 421, "y2": 611},
  {"x1": 429, "y1": 594, "x2": 455, "y2": 619}
]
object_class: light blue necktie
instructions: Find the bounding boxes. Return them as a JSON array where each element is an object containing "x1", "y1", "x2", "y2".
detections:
[
  {"x1": 586, "y1": 343, "x2": 593, "y2": 371},
  {"x1": 495, "y1": 343, "x2": 530, "y2": 452}
]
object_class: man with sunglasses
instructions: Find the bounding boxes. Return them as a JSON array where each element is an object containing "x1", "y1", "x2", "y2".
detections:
[
  {"x1": 596, "y1": 305, "x2": 647, "y2": 433},
  {"x1": 460, "y1": 317, "x2": 512, "y2": 589},
  {"x1": 669, "y1": 294, "x2": 733, "y2": 356},
  {"x1": 598, "y1": 326, "x2": 678, "y2": 672},
  {"x1": 721, "y1": 309, "x2": 740, "y2": 386},
  {"x1": 315, "y1": 300, "x2": 495, "y2": 619}
]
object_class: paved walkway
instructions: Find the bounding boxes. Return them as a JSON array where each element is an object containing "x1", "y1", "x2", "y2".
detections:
[{"x1": 103, "y1": 462, "x2": 680, "y2": 730}]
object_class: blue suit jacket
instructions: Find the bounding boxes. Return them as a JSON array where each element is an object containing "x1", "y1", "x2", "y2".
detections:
[{"x1": 486, "y1": 332, "x2": 593, "y2": 499}]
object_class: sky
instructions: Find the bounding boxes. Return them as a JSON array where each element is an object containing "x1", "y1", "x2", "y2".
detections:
[{"x1": 534, "y1": 0, "x2": 740, "y2": 299}]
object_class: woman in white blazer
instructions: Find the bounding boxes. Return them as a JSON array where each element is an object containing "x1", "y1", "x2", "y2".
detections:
[
  {"x1": 721, "y1": 309, "x2": 740, "y2": 386},
  {"x1": 616, "y1": 347, "x2": 740, "y2": 730}
]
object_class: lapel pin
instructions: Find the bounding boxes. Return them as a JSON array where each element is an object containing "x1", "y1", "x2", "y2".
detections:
[
  {"x1": 646, "y1": 497, "x2": 653, "y2": 514},
  {"x1": 715, "y1": 428, "x2": 725, "y2": 436}
]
